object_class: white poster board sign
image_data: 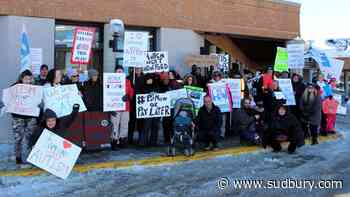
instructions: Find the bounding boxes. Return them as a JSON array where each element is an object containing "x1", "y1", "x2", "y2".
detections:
[
  {"x1": 43, "y1": 85, "x2": 87, "y2": 118},
  {"x1": 103, "y1": 73, "x2": 126, "y2": 112},
  {"x1": 287, "y1": 43, "x2": 304, "y2": 69},
  {"x1": 27, "y1": 129, "x2": 82, "y2": 179},
  {"x1": 144, "y1": 52, "x2": 169, "y2": 73},
  {"x1": 136, "y1": 93, "x2": 171, "y2": 119},
  {"x1": 167, "y1": 88, "x2": 188, "y2": 108},
  {"x1": 333, "y1": 94, "x2": 347, "y2": 115},
  {"x1": 277, "y1": 79, "x2": 296, "y2": 106},
  {"x1": 70, "y1": 27, "x2": 95, "y2": 65},
  {"x1": 123, "y1": 31, "x2": 149, "y2": 67},
  {"x1": 208, "y1": 82, "x2": 232, "y2": 112},
  {"x1": 2, "y1": 84, "x2": 43, "y2": 117},
  {"x1": 30, "y1": 48, "x2": 43, "y2": 75},
  {"x1": 319, "y1": 58, "x2": 344, "y2": 81},
  {"x1": 226, "y1": 79, "x2": 241, "y2": 108},
  {"x1": 217, "y1": 54, "x2": 230, "y2": 72}
]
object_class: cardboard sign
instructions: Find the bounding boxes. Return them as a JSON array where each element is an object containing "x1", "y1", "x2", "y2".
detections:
[
  {"x1": 274, "y1": 47, "x2": 289, "y2": 72},
  {"x1": 226, "y1": 79, "x2": 241, "y2": 109},
  {"x1": 136, "y1": 93, "x2": 171, "y2": 119},
  {"x1": 43, "y1": 85, "x2": 87, "y2": 118},
  {"x1": 287, "y1": 43, "x2": 304, "y2": 69},
  {"x1": 70, "y1": 27, "x2": 96, "y2": 65},
  {"x1": 277, "y1": 79, "x2": 296, "y2": 106},
  {"x1": 103, "y1": 73, "x2": 126, "y2": 112},
  {"x1": 2, "y1": 84, "x2": 43, "y2": 117},
  {"x1": 123, "y1": 31, "x2": 149, "y2": 67},
  {"x1": 144, "y1": 52, "x2": 169, "y2": 73},
  {"x1": 27, "y1": 129, "x2": 82, "y2": 179},
  {"x1": 208, "y1": 82, "x2": 232, "y2": 112},
  {"x1": 184, "y1": 86, "x2": 205, "y2": 112},
  {"x1": 167, "y1": 88, "x2": 188, "y2": 108}
]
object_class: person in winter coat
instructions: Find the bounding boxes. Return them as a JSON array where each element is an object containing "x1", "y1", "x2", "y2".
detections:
[
  {"x1": 291, "y1": 73, "x2": 306, "y2": 120},
  {"x1": 111, "y1": 65, "x2": 135, "y2": 150},
  {"x1": 194, "y1": 95, "x2": 222, "y2": 151},
  {"x1": 83, "y1": 69, "x2": 102, "y2": 112},
  {"x1": 183, "y1": 74, "x2": 197, "y2": 87},
  {"x1": 45, "y1": 68, "x2": 63, "y2": 87},
  {"x1": 268, "y1": 104, "x2": 304, "y2": 154},
  {"x1": 160, "y1": 72, "x2": 182, "y2": 144},
  {"x1": 191, "y1": 65, "x2": 206, "y2": 89},
  {"x1": 139, "y1": 73, "x2": 161, "y2": 146},
  {"x1": 30, "y1": 104, "x2": 80, "y2": 148},
  {"x1": 299, "y1": 84, "x2": 322, "y2": 144},
  {"x1": 34, "y1": 64, "x2": 49, "y2": 86},
  {"x1": 322, "y1": 95, "x2": 339, "y2": 134},
  {"x1": 10, "y1": 70, "x2": 37, "y2": 164},
  {"x1": 128, "y1": 68, "x2": 144, "y2": 145},
  {"x1": 236, "y1": 98, "x2": 259, "y2": 144}
]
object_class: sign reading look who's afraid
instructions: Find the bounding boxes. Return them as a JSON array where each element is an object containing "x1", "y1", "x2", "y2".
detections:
[
  {"x1": 143, "y1": 52, "x2": 169, "y2": 73},
  {"x1": 136, "y1": 93, "x2": 171, "y2": 119},
  {"x1": 27, "y1": 129, "x2": 82, "y2": 179},
  {"x1": 70, "y1": 27, "x2": 96, "y2": 65}
]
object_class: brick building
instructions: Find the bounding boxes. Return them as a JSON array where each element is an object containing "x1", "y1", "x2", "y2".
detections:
[{"x1": 0, "y1": 0, "x2": 300, "y2": 142}]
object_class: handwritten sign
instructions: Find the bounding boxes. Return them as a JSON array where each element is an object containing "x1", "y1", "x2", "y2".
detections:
[
  {"x1": 167, "y1": 88, "x2": 188, "y2": 108},
  {"x1": 70, "y1": 27, "x2": 95, "y2": 65},
  {"x1": 136, "y1": 93, "x2": 171, "y2": 119},
  {"x1": 143, "y1": 52, "x2": 169, "y2": 73},
  {"x1": 277, "y1": 79, "x2": 296, "y2": 106},
  {"x1": 216, "y1": 54, "x2": 230, "y2": 72},
  {"x1": 184, "y1": 86, "x2": 205, "y2": 113},
  {"x1": 208, "y1": 82, "x2": 232, "y2": 112},
  {"x1": 333, "y1": 94, "x2": 347, "y2": 115},
  {"x1": 103, "y1": 73, "x2": 126, "y2": 112},
  {"x1": 2, "y1": 84, "x2": 43, "y2": 117},
  {"x1": 226, "y1": 79, "x2": 241, "y2": 108},
  {"x1": 123, "y1": 31, "x2": 149, "y2": 67},
  {"x1": 43, "y1": 85, "x2": 87, "y2": 118},
  {"x1": 274, "y1": 47, "x2": 289, "y2": 72},
  {"x1": 27, "y1": 129, "x2": 82, "y2": 179},
  {"x1": 287, "y1": 43, "x2": 304, "y2": 69}
]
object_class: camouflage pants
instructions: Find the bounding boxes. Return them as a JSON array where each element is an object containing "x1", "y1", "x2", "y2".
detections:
[{"x1": 12, "y1": 117, "x2": 37, "y2": 159}]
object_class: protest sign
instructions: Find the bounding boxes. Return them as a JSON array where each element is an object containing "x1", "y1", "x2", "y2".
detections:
[
  {"x1": 2, "y1": 84, "x2": 43, "y2": 117},
  {"x1": 185, "y1": 86, "x2": 205, "y2": 112},
  {"x1": 123, "y1": 31, "x2": 149, "y2": 67},
  {"x1": 167, "y1": 88, "x2": 188, "y2": 108},
  {"x1": 30, "y1": 48, "x2": 43, "y2": 75},
  {"x1": 333, "y1": 94, "x2": 347, "y2": 115},
  {"x1": 136, "y1": 93, "x2": 171, "y2": 119},
  {"x1": 185, "y1": 54, "x2": 219, "y2": 67},
  {"x1": 43, "y1": 85, "x2": 87, "y2": 118},
  {"x1": 287, "y1": 43, "x2": 304, "y2": 69},
  {"x1": 319, "y1": 58, "x2": 344, "y2": 81},
  {"x1": 208, "y1": 82, "x2": 232, "y2": 112},
  {"x1": 226, "y1": 79, "x2": 241, "y2": 108},
  {"x1": 27, "y1": 129, "x2": 82, "y2": 179},
  {"x1": 277, "y1": 79, "x2": 296, "y2": 106},
  {"x1": 70, "y1": 27, "x2": 95, "y2": 65},
  {"x1": 213, "y1": 54, "x2": 230, "y2": 72},
  {"x1": 144, "y1": 52, "x2": 169, "y2": 73},
  {"x1": 274, "y1": 47, "x2": 289, "y2": 72},
  {"x1": 103, "y1": 73, "x2": 126, "y2": 112}
]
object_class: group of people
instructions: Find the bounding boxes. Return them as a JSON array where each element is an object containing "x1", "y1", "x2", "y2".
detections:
[{"x1": 9, "y1": 62, "x2": 344, "y2": 164}]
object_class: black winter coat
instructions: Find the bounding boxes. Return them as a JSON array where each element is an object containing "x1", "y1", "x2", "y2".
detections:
[
  {"x1": 194, "y1": 105, "x2": 222, "y2": 135},
  {"x1": 83, "y1": 80, "x2": 103, "y2": 112}
]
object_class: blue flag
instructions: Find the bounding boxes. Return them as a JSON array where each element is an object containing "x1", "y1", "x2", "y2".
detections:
[{"x1": 20, "y1": 25, "x2": 31, "y2": 73}]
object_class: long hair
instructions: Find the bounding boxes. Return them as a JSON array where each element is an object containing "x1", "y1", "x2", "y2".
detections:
[
  {"x1": 46, "y1": 69, "x2": 58, "y2": 86},
  {"x1": 302, "y1": 87, "x2": 316, "y2": 106}
]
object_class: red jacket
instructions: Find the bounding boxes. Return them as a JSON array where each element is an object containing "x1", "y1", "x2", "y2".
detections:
[
  {"x1": 118, "y1": 79, "x2": 134, "y2": 112},
  {"x1": 322, "y1": 98, "x2": 339, "y2": 115}
]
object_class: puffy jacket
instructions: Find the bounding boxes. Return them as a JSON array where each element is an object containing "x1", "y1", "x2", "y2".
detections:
[
  {"x1": 83, "y1": 80, "x2": 103, "y2": 112},
  {"x1": 194, "y1": 104, "x2": 222, "y2": 135},
  {"x1": 322, "y1": 98, "x2": 339, "y2": 115},
  {"x1": 300, "y1": 94, "x2": 322, "y2": 126}
]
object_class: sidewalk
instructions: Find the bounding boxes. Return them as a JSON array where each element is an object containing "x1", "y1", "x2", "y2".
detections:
[{"x1": 0, "y1": 134, "x2": 341, "y2": 177}]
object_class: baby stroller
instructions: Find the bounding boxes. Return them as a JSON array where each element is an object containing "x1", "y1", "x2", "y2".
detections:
[{"x1": 168, "y1": 98, "x2": 196, "y2": 157}]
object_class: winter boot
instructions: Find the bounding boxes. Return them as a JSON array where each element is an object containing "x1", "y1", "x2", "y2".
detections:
[
  {"x1": 111, "y1": 140, "x2": 118, "y2": 151},
  {"x1": 16, "y1": 157, "x2": 23, "y2": 165},
  {"x1": 311, "y1": 137, "x2": 319, "y2": 145}
]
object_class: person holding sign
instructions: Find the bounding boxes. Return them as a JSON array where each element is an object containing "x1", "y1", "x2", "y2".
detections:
[
  {"x1": 45, "y1": 68, "x2": 63, "y2": 87},
  {"x1": 110, "y1": 66, "x2": 134, "y2": 150},
  {"x1": 34, "y1": 64, "x2": 49, "y2": 86},
  {"x1": 30, "y1": 104, "x2": 80, "y2": 148},
  {"x1": 9, "y1": 70, "x2": 37, "y2": 164}
]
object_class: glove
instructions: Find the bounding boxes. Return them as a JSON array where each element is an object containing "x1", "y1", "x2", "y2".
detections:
[
  {"x1": 122, "y1": 95, "x2": 128, "y2": 102},
  {"x1": 73, "y1": 104, "x2": 80, "y2": 111}
]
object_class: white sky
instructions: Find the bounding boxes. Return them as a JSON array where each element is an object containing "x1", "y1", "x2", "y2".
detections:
[{"x1": 288, "y1": 0, "x2": 350, "y2": 48}]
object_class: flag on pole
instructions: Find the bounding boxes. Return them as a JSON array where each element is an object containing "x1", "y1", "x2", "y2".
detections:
[{"x1": 20, "y1": 25, "x2": 31, "y2": 73}]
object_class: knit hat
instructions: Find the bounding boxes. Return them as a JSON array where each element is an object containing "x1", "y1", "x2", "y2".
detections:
[
  {"x1": 88, "y1": 69, "x2": 99, "y2": 79},
  {"x1": 43, "y1": 109, "x2": 57, "y2": 120}
]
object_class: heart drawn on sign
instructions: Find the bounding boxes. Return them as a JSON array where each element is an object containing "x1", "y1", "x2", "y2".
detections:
[{"x1": 63, "y1": 140, "x2": 72, "y2": 149}]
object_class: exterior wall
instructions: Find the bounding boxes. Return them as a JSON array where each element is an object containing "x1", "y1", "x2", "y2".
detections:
[
  {"x1": 0, "y1": 0, "x2": 300, "y2": 40},
  {"x1": 158, "y1": 28, "x2": 204, "y2": 77},
  {"x1": 103, "y1": 24, "x2": 115, "y2": 73},
  {"x1": 0, "y1": 16, "x2": 54, "y2": 143}
]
